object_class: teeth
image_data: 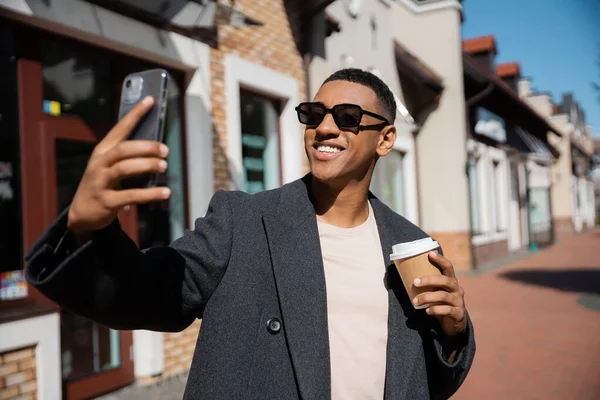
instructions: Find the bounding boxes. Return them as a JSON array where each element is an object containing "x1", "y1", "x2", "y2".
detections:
[{"x1": 317, "y1": 145, "x2": 341, "y2": 153}]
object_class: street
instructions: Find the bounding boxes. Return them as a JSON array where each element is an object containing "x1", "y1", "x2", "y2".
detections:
[{"x1": 453, "y1": 229, "x2": 600, "y2": 399}]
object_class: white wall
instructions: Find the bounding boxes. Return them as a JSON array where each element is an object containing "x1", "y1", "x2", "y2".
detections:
[
  {"x1": 224, "y1": 54, "x2": 303, "y2": 190},
  {"x1": 0, "y1": 313, "x2": 62, "y2": 400},
  {"x1": 392, "y1": 0, "x2": 470, "y2": 233}
]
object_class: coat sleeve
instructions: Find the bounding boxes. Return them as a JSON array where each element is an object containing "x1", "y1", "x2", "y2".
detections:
[
  {"x1": 424, "y1": 312, "x2": 476, "y2": 400},
  {"x1": 422, "y1": 243, "x2": 476, "y2": 400},
  {"x1": 25, "y1": 190, "x2": 234, "y2": 332}
]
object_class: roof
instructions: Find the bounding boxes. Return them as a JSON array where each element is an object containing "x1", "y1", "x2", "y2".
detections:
[
  {"x1": 394, "y1": 41, "x2": 443, "y2": 94},
  {"x1": 496, "y1": 62, "x2": 520, "y2": 78},
  {"x1": 463, "y1": 52, "x2": 563, "y2": 156},
  {"x1": 463, "y1": 35, "x2": 498, "y2": 55}
]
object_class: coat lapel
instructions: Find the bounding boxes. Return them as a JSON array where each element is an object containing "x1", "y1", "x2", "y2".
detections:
[
  {"x1": 262, "y1": 176, "x2": 331, "y2": 400},
  {"x1": 369, "y1": 196, "x2": 431, "y2": 400}
]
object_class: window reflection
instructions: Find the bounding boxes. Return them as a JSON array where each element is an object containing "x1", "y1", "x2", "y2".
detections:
[
  {"x1": 41, "y1": 38, "x2": 113, "y2": 135},
  {"x1": 240, "y1": 91, "x2": 281, "y2": 194}
]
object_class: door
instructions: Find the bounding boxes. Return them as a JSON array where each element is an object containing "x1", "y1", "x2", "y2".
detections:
[
  {"x1": 19, "y1": 59, "x2": 136, "y2": 399},
  {"x1": 508, "y1": 161, "x2": 521, "y2": 250}
]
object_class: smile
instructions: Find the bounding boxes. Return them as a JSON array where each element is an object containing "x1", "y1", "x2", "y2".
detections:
[{"x1": 316, "y1": 145, "x2": 341, "y2": 153}]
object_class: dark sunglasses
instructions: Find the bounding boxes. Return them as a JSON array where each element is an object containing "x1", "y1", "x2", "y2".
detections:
[{"x1": 295, "y1": 102, "x2": 391, "y2": 129}]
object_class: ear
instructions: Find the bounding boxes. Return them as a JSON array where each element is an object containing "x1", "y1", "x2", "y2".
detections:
[{"x1": 376, "y1": 125, "x2": 396, "y2": 157}]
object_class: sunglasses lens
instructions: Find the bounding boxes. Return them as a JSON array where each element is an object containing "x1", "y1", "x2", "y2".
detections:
[
  {"x1": 297, "y1": 103, "x2": 325, "y2": 125},
  {"x1": 334, "y1": 105, "x2": 361, "y2": 128}
]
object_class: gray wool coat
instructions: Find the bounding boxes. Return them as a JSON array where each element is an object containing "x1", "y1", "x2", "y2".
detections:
[{"x1": 26, "y1": 174, "x2": 475, "y2": 399}]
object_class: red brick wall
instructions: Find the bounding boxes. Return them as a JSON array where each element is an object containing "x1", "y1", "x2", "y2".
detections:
[
  {"x1": 472, "y1": 240, "x2": 509, "y2": 267},
  {"x1": 0, "y1": 347, "x2": 37, "y2": 400},
  {"x1": 430, "y1": 232, "x2": 473, "y2": 271},
  {"x1": 210, "y1": 0, "x2": 307, "y2": 192},
  {"x1": 553, "y1": 217, "x2": 573, "y2": 241}
]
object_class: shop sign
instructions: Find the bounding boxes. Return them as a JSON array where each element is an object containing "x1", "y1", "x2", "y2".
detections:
[{"x1": 475, "y1": 107, "x2": 506, "y2": 143}]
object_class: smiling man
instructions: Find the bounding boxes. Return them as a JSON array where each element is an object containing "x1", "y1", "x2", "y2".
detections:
[{"x1": 25, "y1": 68, "x2": 475, "y2": 399}]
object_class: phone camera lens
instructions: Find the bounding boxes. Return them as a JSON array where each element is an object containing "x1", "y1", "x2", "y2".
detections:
[{"x1": 126, "y1": 79, "x2": 132, "y2": 88}]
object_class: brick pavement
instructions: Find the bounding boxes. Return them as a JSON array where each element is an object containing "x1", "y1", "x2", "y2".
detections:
[{"x1": 453, "y1": 229, "x2": 600, "y2": 400}]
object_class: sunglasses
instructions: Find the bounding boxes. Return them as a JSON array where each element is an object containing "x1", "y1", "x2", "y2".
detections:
[{"x1": 295, "y1": 102, "x2": 391, "y2": 129}]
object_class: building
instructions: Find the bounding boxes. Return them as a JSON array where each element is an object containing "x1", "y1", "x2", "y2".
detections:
[
  {"x1": 519, "y1": 81, "x2": 597, "y2": 237},
  {"x1": 461, "y1": 35, "x2": 560, "y2": 267},
  {"x1": 0, "y1": 0, "x2": 308, "y2": 398}
]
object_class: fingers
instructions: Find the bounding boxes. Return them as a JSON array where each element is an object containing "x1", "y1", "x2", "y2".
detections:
[
  {"x1": 95, "y1": 96, "x2": 154, "y2": 153},
  {"x1": 414, "y1": 274, "x2": 461, "y2": 293},
  {"x1": 413, "y1": 290, "x2": 461, "y2": 308},
  {"x1": 104, "y1": 140, "x2": 169, "y2": 166},
  {"x1": 108, "y1": 157, "x2": 168, "y2": 184},
  {"x1": 428, "y1": 251, "x2": 457, "y2": 279},
  {"x1": 103, "y1": 187, "x2": 171, "y2": 210},
  {"x1": 425, "y1": 304, "x2": 466, "y2": 321}
]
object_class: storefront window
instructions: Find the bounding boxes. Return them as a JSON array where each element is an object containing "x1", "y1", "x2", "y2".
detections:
[
  {"x1": 41, "y1": 38, "x2": 113, "y2": 136},
  {"x1": 137, "y1": 77, "x2": 186, "y2": 247},
  {"x1": 239, "y1": 90, "x2": 281, "y2": 194},
  {"x1": 0, "y1": 27, "x2": 26, "y2": 300}
]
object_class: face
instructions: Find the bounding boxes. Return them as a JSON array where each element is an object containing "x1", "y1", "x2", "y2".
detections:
[{"x1": 303, "y1": 80, "x2": 396, "y2": 187}]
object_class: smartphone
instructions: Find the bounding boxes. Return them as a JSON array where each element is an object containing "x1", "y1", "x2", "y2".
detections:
[{"x1": 117, "y1": 68, "x2": 169, "y2": 189}]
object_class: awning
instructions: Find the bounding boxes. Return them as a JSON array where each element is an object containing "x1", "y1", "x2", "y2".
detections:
[
  {"x1": 463, "y1": 52, "x2": 563, "y2": 140},
  {"x1": 394, "y1": 42, "x2": 443, "y2": 94},
  {"x1": 514, "y1": 127, "x2": 554, "y2": 163},
  {"x1": 84, "y1": 0, "x2": 261, "y2": 43}
]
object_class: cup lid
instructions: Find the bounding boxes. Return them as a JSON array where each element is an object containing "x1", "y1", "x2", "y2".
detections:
[{"x1": 390, "y1": 237, "x2": 439, "y2": 260}]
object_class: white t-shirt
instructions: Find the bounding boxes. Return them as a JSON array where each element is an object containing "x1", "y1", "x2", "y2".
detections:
[{"x1": 317, "y1": 203, "x2": 389, "y2": 400}]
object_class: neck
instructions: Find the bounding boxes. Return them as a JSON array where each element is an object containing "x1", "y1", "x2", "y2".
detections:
[{"x1": 311, "y1": 174, "x2": 373, "y2": 228}]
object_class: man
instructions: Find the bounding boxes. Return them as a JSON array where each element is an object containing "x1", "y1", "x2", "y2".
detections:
[{"x1": 26, "y1": 68, "x2": 475, "y2": 399}]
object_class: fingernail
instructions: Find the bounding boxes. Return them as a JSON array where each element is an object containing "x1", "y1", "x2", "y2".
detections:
[
  {"x1": 158, "y1": 160, "x2": 167, "y2": 171},
  {"x1": 425, "y1": 308, "x2": 431, "y2": 314},
  {"x1": 159, "y1": 144, "x2": 169, "y2": 157},
  {"x1": 413, "y1": 297, "x2": 419, "y2": 305},
  {"x1": 162, "y1": 188, "x2": 171, "y2": 198},
  {"x1": 414, "y1": 278, "x2": 421, "y2": 286},
  {"x1": 429, "y1": 251, "x2": 437, "y2": 257},
  {"x1": 143, "y1": 96, "x2": 154, "y2": 105}
]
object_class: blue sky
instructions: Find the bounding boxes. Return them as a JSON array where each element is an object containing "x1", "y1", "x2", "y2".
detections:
[{"x1": 461, "y1": 0, "x2": 600, "y2": 137}]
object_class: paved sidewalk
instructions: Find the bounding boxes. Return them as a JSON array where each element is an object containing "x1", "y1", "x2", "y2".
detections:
[{"x1": 453, "y1": 229, "x2": 600, "y2": 399}]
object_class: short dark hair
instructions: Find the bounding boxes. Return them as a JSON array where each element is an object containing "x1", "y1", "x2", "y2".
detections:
[{"x1": 322, "y1": 68, "x2": 396, "y2": 123}]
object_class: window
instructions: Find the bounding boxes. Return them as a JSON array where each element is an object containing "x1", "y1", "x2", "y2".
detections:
[
  {"x1": 490, "y1": 160, "x2": 503, "y2": 232},
  {"x1": 372, "y1": 151, "x2": 406, "y2": 216},
  {"x1": 239, "y1": 90, "x2": 281, "y2": 194},
  {"x1": 0, "y1": 30, "x2": 25, "y2": 299},
  {"x1": 137, "y1": 77, "x2": 187, "y2": 247},
  {"x1": 467, "y1": 158, "x2": 481, "y2": 234}
]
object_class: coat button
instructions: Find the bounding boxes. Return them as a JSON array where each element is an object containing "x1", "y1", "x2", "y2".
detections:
[{"x1": 266, "y1": 318, "x2": 281, "y2": 334}]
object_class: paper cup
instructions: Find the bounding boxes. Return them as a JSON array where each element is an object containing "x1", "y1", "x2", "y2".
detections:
[{"x1": 390, "y1": 238, "x2": 441, "y2": 309}]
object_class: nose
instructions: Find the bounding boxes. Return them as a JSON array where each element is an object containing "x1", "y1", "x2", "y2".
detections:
[{"x1": 315, "y1": 112, "x2": 340, "y2": 138}]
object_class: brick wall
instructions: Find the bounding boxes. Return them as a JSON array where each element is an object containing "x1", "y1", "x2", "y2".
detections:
[
  {"x1": 430, "y1": 232, "x2": 473, "y2": 271},
  {"x1": 472, "y1": 240, "x2": 509, "y2": 267},
  {"x1": 155, "y1": 0, "x2": 308, "y2": 381},
  {"x1": 210, "y1": 0, "x2": 307, "y2": 192},
  {"x1": 553, "y1": 217, "x2": 573, "y2": 241},
  {"x1": 0, "y1": 346, "x2": 37, "y2": 400}
]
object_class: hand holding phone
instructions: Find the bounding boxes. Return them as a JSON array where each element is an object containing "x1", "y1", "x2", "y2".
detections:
[
  {"x1": 67, "y1": 97, "x2": 171, "y2": 241},
  {"x1": 118, "y1": 69, "x2": 170, "y2": 189}
]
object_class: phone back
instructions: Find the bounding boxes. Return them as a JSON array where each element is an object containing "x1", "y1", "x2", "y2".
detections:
[{"x1": 118, "y1": 69, "x2": 169, "y2": 142}]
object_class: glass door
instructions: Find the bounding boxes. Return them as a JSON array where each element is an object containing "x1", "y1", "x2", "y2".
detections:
[{"x1": 18, "y1": 57, "x2": 136, "y2": 399}]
